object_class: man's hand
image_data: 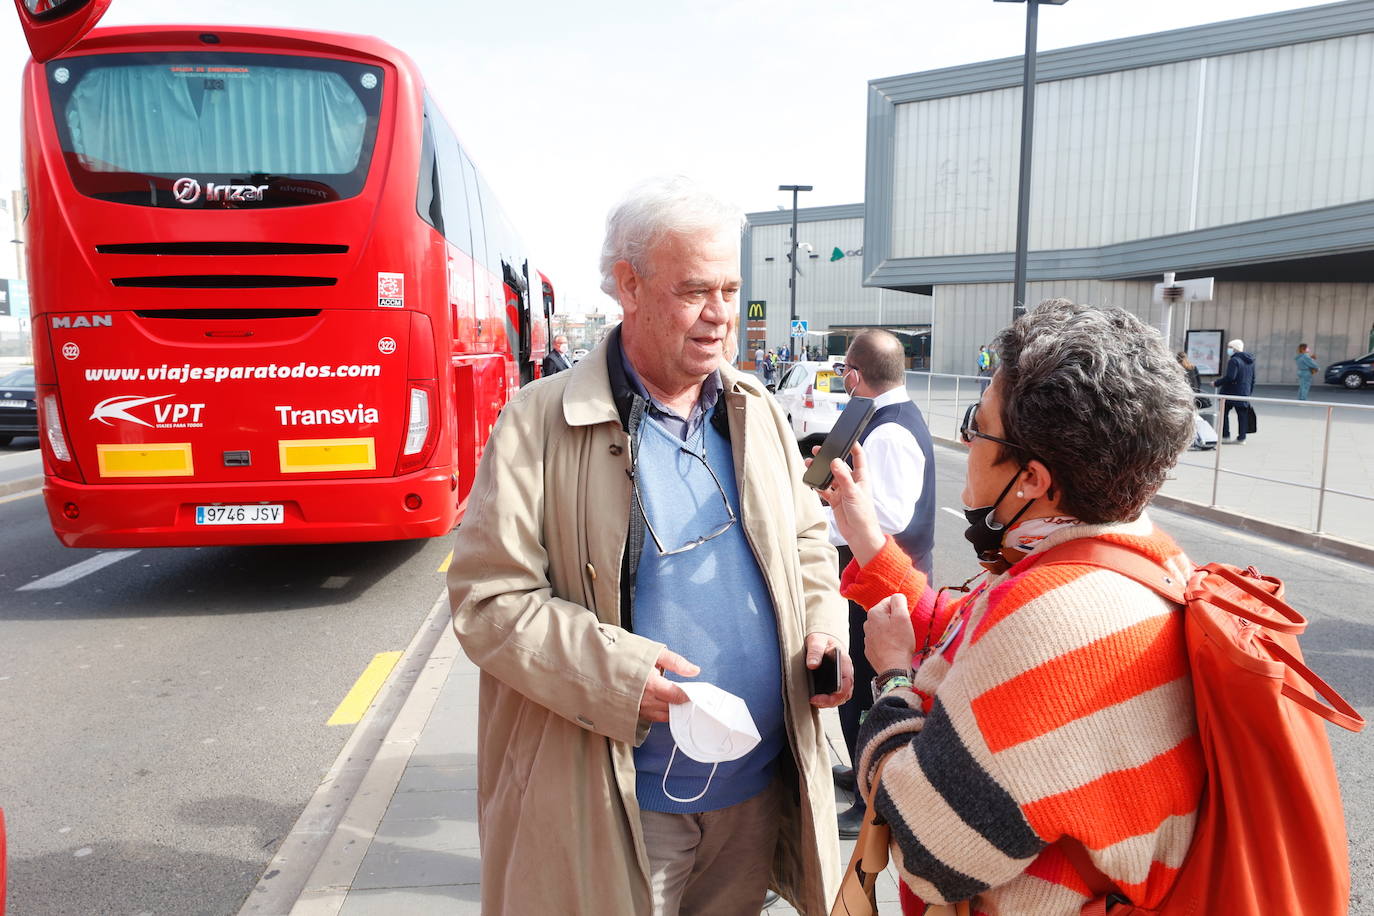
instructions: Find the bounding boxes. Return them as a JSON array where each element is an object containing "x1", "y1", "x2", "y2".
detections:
[
  {"x1": 865, "y1": 593, "x2": 917, "y2": 675},
  {"x1": 638, "y1": 647, "x2": 700, "y2": 723},
  {"x1": 806, "y1": 631, "x2": 853, "y2": 708}
]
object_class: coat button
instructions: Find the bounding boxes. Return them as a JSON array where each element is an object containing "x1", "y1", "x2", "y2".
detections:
[
  {"x1": 586, "y1": 563, "x2": 597, "y2": 580},
  {"x1": 609, "y1": 444, "x2": 624, "y2": 456}
]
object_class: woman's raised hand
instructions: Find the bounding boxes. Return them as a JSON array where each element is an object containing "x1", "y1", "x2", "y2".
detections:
[{"x1": 809, "y1": 441, "x2": 886, "y2": 566}]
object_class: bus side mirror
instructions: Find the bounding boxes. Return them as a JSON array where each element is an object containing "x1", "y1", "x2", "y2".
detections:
[{"x1": 14, "y1": 0, "x2": 112, "y2": 63}]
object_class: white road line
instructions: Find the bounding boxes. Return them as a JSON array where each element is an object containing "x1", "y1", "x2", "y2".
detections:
[
  {"x1": 17, "y1": 550, "x2": 140, "y2": 591},
  {"x1": 941, "y1": 506, "x2": 965, "y2": 519}
]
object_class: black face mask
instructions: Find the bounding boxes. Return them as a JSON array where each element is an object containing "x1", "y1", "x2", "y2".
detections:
[{"x1": 963, "y1": 472, "x2": 1035, "y2": 567}]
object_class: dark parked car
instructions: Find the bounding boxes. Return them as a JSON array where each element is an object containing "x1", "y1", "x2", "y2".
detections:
[
  {"x1": 0, "y1": 365, "x2": 38, "y2": 445},
  {"x1": 1324, "y1": 351, "x2": 1374, "y2": 389}
]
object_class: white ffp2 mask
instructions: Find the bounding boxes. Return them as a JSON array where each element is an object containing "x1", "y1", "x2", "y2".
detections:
[{"x1": 662, "y1": 681, "x2": 761, "y2": 804}]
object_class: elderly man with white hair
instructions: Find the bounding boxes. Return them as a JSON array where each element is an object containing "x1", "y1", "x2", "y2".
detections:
[{"x1": 448, "y1": 176, "x2": 849, "y2": 915}]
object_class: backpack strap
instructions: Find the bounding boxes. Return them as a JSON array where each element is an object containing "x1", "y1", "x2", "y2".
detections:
[
  {"x1": 1026, "y1": 540, "x2": 1186, "y2": 605},
  {"x1": 1034, "y1": 541, "x2": 1364, "y2": 734},
  {"x1": 1057, "y1": 837, "x2": 1148, "y2": 915},
  {"x1": 1259, "y1": 630, "x2": 1366, "y2": 732},
  {"x1": 832, "y1": 757, "x2": 893, "y2": 916}
]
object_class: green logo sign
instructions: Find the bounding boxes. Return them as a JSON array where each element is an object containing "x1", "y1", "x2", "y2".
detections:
[
  {"x1": 830, "y1": 247, "x2": 844, "y2": 262},
  {"x1": 746, "y1": 300, "x2": 766, "y2": 321}
]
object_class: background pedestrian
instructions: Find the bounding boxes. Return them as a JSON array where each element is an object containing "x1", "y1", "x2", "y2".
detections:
[
  {"x1": 821, "y1": 330, "x2": 935, "y2": 839},
  {"x1": 1212, "y1": 338, "x2": 1256, "y2": 442},
  {"x1": 1295, "y1": 343, "x2": 1320, "y2": 400},
  {"x1": 542, "y1": 334, "x2": 573, "y2": 376}
]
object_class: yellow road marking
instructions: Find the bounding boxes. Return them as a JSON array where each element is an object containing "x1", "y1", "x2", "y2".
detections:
[
  {"x1": 327, "y1": 651, "x2": 403, "y2": 726},
  {"x1": 438, "y1": 550, "x2": 453, "y2": 573}
]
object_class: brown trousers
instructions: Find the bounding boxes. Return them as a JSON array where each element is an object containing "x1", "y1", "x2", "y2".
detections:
[{"x1": 640, "y1": 777, "x2": 782, "y2": 916}]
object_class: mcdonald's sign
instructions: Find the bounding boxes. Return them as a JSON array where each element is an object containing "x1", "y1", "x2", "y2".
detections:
[{"x1": 746, "y1": 300, "x2": 766, "y2": 321}]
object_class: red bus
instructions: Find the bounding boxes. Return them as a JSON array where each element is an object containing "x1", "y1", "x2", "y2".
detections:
[{"x1": 15, "y1": 10, "x2": 555, "y2": 547}]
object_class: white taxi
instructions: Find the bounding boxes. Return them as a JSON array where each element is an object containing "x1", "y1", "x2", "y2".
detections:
[{"x1": 770, "y1": 360, "x2": 848, "y2": 454}]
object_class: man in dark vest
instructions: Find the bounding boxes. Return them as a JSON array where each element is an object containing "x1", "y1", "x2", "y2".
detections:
[
  {"x1": 542, "y1": 335, "x2": 573, "y2": 376},
  {"x1": 824, "y1": 329, "x2": 935, "y2": 837}
]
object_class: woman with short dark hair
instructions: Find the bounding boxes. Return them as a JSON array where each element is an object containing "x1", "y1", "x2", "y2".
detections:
[{"x1": 819, "y1": 299, "x2": 1202, "y2": 915}]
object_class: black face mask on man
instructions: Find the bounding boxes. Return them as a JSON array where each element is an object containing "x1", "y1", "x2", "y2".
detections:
[{"x1": 963, "y1": 472, "x2": 1036, "y2": 569}]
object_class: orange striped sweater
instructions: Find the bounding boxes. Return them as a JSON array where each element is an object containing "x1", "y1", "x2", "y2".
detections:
[{"x1": 845, "y1": 514, "x2": 1203, "y2": 915}]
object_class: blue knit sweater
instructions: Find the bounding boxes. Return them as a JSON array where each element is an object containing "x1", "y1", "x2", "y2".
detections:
[{"x1": 630, "y1": 417, "x2": 785, "y2": 813}]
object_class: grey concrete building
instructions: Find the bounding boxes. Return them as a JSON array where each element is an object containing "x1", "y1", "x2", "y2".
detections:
[
  {"x1": 742, "y1": 204, "x2": 932, "y2": 364},
  {"x1": 860, "y1": 0, "x2": 1374, "y2": 382}
]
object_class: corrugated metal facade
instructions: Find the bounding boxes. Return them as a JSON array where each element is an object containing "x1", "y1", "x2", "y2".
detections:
[
  {"x1": 891, "y1": 33, "x2": 1374, "y2": 259},
  {"x1": 869, "y1": 3, "x2": 1374, "y2": 379},
  {"x1": 931, "y1": 281, "x2": 1374, "y2": 385},
  {"x1": 744, "y1": 215, "x2": 931, "y2": 349}
]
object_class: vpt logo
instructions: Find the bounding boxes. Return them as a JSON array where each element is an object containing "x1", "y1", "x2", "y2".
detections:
[
  {"x1": 90, "y1": 394, "x2": 205, "y2": 429},
  {"x1": 173, "y1": 177, "x2": 201, "y2": 204}
]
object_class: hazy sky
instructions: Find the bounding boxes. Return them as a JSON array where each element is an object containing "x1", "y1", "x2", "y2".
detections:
[{"x1": 1, "y1": 0, "x2": 1338, "y2": 315}]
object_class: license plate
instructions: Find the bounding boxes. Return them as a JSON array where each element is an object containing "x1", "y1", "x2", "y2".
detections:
[
  {"x1": 0, "y1": 399, "x2": 26, "y2": 408},
  {"x1": 196, "y1": 504, "x2": 284, "y2": 525}
]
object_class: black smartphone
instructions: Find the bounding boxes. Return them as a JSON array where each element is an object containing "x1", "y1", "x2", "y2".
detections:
[
  {"x1": 810, "y1": 648, "x2": 840, "y2": 696},
  {"x1": 802, "y1": 396, "x2": 877, "y2": 489}
]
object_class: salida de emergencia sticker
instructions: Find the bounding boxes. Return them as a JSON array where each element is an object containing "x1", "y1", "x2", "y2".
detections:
[{"x1": 378, "y1": 272, "x2": 404, "y2": 308}]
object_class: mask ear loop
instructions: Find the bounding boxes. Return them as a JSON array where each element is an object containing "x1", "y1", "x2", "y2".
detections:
[{"x1": 661, "y1": 746, "x2": 718, "y2": 804}]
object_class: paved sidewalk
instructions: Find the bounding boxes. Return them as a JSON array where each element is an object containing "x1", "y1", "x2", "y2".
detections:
[
  {"x1": 0, "y1": 445, "x2": 41, "y2": 497},
  {"x1": 283, "y1": 628, "x2": 900, "y2": 915}
]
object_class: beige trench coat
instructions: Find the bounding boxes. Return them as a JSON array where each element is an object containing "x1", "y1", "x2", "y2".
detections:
[{"x1": 447, "y1": 337, "x2": 847, "y2": 914}]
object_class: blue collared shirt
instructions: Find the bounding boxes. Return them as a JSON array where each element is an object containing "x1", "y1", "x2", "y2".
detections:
[{"x1": 616, "y1": 336, "x2": 723, "y2": 441}]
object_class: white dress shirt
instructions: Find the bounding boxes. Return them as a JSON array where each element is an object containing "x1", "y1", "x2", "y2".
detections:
[{"x1": 825, "y1": 385, "x2": 925, "y2": 546}]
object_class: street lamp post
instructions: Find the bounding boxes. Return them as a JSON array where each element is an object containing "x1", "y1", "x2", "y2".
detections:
[
  {"x1": 778, "y1": 184, "x2": 812, "y2": 352},
  {"x1": 994, "y1": 0, "x2": 1068, "y2": 320}
]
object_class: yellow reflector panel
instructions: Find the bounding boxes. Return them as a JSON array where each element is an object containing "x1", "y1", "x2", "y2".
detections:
[
  {"x1": 279, "y1": 437, "x2": 376, "y2": 473},
  {"x1": 97, "y1": 443, "x2": 194, "y2": 478}
]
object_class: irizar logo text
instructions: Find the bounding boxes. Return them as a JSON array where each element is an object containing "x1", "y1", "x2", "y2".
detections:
[
  {"x1": 172, "y1": 177, "x2": 269, "y2": 204},
  {"x1": 276, "y1": 404, "x2": 379, "y2": 426},
  {"x1": 90, "y1": 394, "x2": 205, "y2": 428}
]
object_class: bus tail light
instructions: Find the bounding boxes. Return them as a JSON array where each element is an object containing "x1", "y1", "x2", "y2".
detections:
[
  {"x1": 397, "y1": 381, "x2": 439, "y2": 474},
  {"x1": 41, "y1": 389, "x2": 81, "y2": 481},
  {"x1": 803, "y1": 385, "x2": 815, "y2": 409}
]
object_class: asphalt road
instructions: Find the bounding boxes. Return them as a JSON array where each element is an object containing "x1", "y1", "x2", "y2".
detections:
[
  {"x1": 0, "y1": 470, "x2": 455, "y2": 916},
  {"x1": 1, "y1": 436, "x2": 1371, "y2": 914}
]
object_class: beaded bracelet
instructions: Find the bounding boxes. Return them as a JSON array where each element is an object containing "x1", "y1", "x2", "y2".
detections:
[{"x1": 875, "y1": 675, "x2": 913, "y2": 700}]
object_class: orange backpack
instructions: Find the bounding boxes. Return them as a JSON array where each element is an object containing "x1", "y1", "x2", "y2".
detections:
[{"x1": 1037, "y1": 541, "x2": 1365, "y2": 916}]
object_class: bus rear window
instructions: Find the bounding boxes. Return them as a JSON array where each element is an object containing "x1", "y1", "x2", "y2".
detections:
[{"x1": 47, "y1": 52, "x2": 384, "y2": 208}]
